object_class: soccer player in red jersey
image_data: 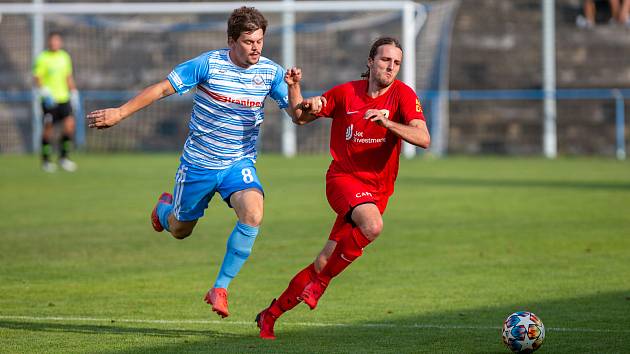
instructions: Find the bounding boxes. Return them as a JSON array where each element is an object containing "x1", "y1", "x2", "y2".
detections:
[{"x1": 256, "y1": 37, "x2": 431, "y2": 339}]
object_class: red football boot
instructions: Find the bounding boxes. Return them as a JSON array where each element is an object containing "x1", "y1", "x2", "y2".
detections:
[
  {"x1": 204, "y1": 287, "x2": 229, "y2": 318},
  {"x1": 150, "y1": 192, "x2": 173, "y2": 232},
  {"x1": 301, "y1": 280, "x2": 328, "y2": 310},
  {"x1": 255, "y1": 299, "x2": 279, "y2": 340}
]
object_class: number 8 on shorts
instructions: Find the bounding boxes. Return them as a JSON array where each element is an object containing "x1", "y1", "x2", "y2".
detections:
[{"x1": 242, "y1": 168, "x2": 254, "y2": 183}]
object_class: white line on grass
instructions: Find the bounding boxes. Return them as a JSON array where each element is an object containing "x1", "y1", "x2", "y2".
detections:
[{"x1": 1, "y1": 315, "x2": 628, "y2": 333}]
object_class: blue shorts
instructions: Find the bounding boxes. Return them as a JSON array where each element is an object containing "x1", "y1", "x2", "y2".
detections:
[{"x1": 171, "y1": 158, "x2": 264, "y2": 222}]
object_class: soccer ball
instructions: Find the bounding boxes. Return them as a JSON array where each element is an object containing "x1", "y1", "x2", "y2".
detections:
[{"x1": 501, "y1": 311, "x2": 545, "y2": 353}]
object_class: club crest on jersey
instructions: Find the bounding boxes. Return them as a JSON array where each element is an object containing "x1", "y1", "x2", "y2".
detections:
[
  {"x1": 252, "y1": 75, "x2": 264, "y2": 86},
  {"x1": 345, "y1": 124, "x2": 353, "y2": 141}
]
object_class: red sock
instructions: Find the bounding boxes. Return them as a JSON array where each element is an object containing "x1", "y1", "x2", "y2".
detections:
[
  {"x1": 269, "y1": 264, "x2": 316, "y2": 317},
  {"x1": 317, "y1": 227, "x2": 371, "y2": 285}
]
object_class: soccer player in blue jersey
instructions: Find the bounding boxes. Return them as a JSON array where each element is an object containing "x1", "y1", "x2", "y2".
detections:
[{"x1": 87, "y1": 7, "x2": 295, "y2": 319}]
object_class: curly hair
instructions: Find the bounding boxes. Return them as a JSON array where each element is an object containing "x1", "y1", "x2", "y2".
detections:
[{"x1": 227, "y1": 7, "x2": 268, "y2": 42}]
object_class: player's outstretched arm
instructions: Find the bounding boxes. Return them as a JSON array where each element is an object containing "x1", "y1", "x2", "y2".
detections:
[
  {"x1": 87, "y1": 79, "x2": 175, "y2": 129},
  {"x1": 284, "y1": 67, "x2": 323, "y2": 125},
  {"x1": 365, "y1": 109, "x2": 431, "y2": 148}
]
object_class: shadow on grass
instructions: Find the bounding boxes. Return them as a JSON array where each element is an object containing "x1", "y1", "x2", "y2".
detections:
[
  {"x1": 0, "y1": 320, "x2": 235, "y2": 338},
  {"x1": 2, "y1": 291, "x2": 628, "y2": 353},
  {"x1": 399, "y1": 176, "x2": 630, "y2": 191}
]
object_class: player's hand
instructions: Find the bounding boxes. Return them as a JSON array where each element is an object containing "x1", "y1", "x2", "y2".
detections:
[
  {"x1": 285, "y1": 67, "x2": 302, "y2": 86},
  {"x1": 365, "y1": 109, "x2": 391, "y2": 129},
  {"x1": 38, "y1": 87, "x2": 57, "y2": 109},
  {"x1": 298, "y1": 96, "x2": 327, "y2": 114},
  {"x1": 87, "y1": 108, "x2": 123, "y2": 129}
]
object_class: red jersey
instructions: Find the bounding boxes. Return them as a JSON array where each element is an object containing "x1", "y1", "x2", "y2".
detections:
[{"x1": 318, "y1": 79, "x2": 425, "y2": 196}]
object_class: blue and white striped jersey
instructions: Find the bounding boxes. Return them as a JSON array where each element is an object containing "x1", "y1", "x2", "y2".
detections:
[{"x1": 167, "y1": 49, "x2": 288, "y2": 169}]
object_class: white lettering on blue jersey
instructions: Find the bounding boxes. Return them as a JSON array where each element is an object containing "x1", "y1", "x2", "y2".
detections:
[{"x1": 167, "y1": 49, "x2": 289, "y2": 169}]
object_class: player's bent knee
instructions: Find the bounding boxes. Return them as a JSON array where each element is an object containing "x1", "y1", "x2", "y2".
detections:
[
  {"x1": 169, "y1": 221, "x2": 196, "y2": 240},
  {"x1": 359, "y1": 218, "x2": 383, "y2": 240},
  {"x1": 171, "y1": 229, "x2": 192, "y2": 240},
  {"x1": 231, "y1": 189, "x2": 264, "y2": 227},
  {"x1": 240, "y1": 210, "x2": 263, "y2": 227}
]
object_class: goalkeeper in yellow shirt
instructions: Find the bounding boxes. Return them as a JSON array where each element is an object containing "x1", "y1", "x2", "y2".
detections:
[{"x1": 33, "y1": 32, "x2": 79, "y2": 172}]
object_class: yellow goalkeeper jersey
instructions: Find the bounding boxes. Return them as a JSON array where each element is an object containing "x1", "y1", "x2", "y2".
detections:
[{"x1": 33, "y1": 49, "x2": 73, "y2": 103}]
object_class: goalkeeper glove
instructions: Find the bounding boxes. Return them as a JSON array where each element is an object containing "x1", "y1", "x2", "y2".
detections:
[
  {"x1": 38, "y1": 87, "x2": 57, "y2": 109},
  {"x1": 70, "y1": 90, "x2": 81, "y2": 112}
]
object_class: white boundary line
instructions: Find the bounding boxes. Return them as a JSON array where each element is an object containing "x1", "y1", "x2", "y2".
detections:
[{"x1": 1, "y1": 315, "x2": 628, "y2": 334}]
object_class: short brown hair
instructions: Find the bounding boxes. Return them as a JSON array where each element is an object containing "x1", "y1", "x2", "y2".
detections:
[
  {"x1": 361, "y1": 37, "x2": 403, "y2": 78},
  {"x1": 47, "y1": 31, "x2": 62, "y2": 40},
  {"x1": 227, "y1": 7, "x2": 268, "y2": 42}
]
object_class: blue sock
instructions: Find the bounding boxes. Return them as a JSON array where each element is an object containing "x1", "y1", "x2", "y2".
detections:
[
  {"x1": 214, "y1": 221, "x2": 259, "y2": 289},
  {"x1": 157, "y1": 203, "x2": 172, "y2": 232}
]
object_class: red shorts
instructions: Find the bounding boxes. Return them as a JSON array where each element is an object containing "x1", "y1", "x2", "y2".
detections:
[{"x1": 326, "y1": 174, "x2": 389, "y2": 242}]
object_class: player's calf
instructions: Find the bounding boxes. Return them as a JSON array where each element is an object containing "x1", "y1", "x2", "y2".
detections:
[{"x1": 302, "y1": 228, "x2": 372, "y2": 309}]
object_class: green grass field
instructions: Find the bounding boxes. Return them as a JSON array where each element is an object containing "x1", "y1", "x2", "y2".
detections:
[{"x1": 1, "y1": 154, "x2": 629, "y2": 353}]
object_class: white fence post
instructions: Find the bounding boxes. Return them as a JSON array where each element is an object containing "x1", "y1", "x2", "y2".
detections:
[
  {"x1": 281, "y1": 0, "x2": 297, "y2": 157},
  {"x1": 31, "y1": 0, "x2": 44, "y2": 153},
  {"x1": 402, "y1": 1, "x2": 417, "y2": 158},
  {"x1": 542, "y1": 0, "x2": 557, "y2": 159}
]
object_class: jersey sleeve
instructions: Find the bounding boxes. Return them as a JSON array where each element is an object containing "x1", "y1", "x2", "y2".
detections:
[
  {"x1": 398, "y1": 84, "x2": 425, "y2": 124},
  {"x1": 269, "y1": 65, "x2": 289, "y2": 109},
  {"x1": 167, "y1": 52, "x2": 211, "y2": 95},
  {"x1": 317, "y1": 84, "x2": 343, "y2": 119}
]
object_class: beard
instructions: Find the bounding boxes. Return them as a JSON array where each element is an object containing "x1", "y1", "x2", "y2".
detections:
[{"x1": 373, "y1": 72, "x2": 395, "y2": 88}]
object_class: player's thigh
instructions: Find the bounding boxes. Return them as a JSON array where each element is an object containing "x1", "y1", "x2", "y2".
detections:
[
  {"x1": 217, "y1": 159, "x2": 265, "y2": 225},
  {"x1": 41, "y1": 105, "x2": 55, "y2": 136},
  {"x1": 325, "y1": 174, "x2": 376, "y2": 218},
  {"x1": 229, "y1": 188, "x2": 264, "y2": 226},
  {"x1": 171, "y1": 162, "x2": 218, "y2": 223},
  {"x1": 58, "y1": 102, "x2": 73, "y2": 119},
  {"x1": 50, "y1": 104, "x2": 68, "y2": 125}
]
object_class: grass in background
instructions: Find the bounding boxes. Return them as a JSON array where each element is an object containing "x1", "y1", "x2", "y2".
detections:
[{"x1": 1, "y1": 154, "x2": 629, "y2": 353}]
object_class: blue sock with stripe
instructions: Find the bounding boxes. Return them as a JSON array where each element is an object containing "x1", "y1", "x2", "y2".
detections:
[
  {"x1": 157, "y1": 203, "x2": 172, "y2": 232},
  {"x1": 214, "y1": 221, "x2": 259, "y2": 289}
]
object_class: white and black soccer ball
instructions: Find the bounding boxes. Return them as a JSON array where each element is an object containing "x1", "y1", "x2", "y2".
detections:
[{"x1": 501, "y1": 311, "x2": 545, "y2": 353}]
